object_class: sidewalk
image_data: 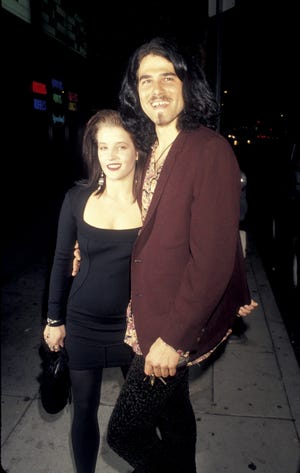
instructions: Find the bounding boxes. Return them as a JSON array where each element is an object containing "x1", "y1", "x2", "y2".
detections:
[{"x1": 1, "y1": 240, "x2": 300, "y2": 473}]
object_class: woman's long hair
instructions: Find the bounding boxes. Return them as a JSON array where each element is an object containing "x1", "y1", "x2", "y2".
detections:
[{"x1": 77, "y1": 109, "x2": 146, "y2": 201}]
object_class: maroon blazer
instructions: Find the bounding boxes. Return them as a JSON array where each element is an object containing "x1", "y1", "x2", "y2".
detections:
[{"x1": 131, "y1": 126, "x2": 251, "y2": 362}]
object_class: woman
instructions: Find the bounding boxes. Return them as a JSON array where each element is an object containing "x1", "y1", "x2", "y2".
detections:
[{"x1": 43, "y1": 109, "x2": 144, "y2": 473}]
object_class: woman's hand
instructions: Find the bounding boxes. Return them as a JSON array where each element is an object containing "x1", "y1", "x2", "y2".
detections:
[
  {"x1": 43, "y1": 325, "x2": 66, "y2": 351},
  {"x1": 238, "y1": 299, "x2": 258, "y2": 317}
]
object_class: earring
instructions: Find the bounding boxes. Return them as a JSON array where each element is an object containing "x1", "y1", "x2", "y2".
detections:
[{"x1": 97, "y1": 171, "x2": 104, "y2": 190}]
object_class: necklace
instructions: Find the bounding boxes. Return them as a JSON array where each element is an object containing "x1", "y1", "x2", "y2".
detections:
[{"x1": 151, "y1": 140, "x2": 174, "y2": 171}]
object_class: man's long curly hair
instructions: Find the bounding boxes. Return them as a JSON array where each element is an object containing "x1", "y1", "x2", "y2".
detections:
[{"x1": 119, "y1": 36, "x2": 220, "y2": 155}]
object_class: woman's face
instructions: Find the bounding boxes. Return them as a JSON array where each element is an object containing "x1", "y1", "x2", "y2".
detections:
[{"x1": 96, "y1": 125, "x2": 138, "y2": 183}]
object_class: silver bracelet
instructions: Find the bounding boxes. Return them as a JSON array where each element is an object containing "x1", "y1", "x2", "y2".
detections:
[{"x1": 47, "y1": 317, "x2": 64, "y2": 327}]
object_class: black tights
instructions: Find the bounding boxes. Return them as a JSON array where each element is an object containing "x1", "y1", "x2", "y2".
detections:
[{"x1": 70, "y1": 365, "x2": 129, "y2": 473}]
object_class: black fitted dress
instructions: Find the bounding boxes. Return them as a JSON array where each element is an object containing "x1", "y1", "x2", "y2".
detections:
[{"x1": 47, "y1": 185, "x2": 139, "y2": 370}]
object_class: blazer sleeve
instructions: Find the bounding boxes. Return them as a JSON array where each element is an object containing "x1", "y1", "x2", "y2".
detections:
[{"x1": 160, "y1": 135, "x2": 249, "y2": 351}]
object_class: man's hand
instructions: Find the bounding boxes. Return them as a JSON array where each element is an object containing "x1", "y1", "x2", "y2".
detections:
[
  {"x1": 238, "y1": 299, "x2": 258, "y2": 317},
  {"x1": 144, "y1": 337, "x2": 180, "y2": 378},
  {"x1": 72, "y1": 240, "x2": 81, "y2": 276}
]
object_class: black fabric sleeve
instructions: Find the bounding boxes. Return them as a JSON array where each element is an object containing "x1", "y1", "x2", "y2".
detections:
[{"x1": 47, "y1": 191, "x2": 77, "y2": 321}]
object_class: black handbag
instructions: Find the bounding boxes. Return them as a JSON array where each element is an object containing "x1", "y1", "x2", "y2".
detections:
[{"x1": 38, "y1": 343, "x2": 72, "y2": 414}]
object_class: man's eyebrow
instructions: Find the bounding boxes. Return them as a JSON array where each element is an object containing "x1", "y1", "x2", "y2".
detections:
[
  {"x1": 139, "y1": 72, "x2": 177, "y2": 80},
  {"x1": 138, "y1": 74, "x2": 151, "y2": 81}
]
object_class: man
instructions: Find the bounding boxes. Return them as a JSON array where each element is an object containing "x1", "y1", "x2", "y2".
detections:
[
  {"x1": 73, "y1": 37, "x2": 257, "y2": 473},
  {"x1": 103, "y1": 37, "x2": 257, "y2": 473}
]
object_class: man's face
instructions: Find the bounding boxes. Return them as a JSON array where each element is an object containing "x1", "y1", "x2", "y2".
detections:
[{"x1": 137, "y1": 54, "x2": 184, "y2": 128}]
